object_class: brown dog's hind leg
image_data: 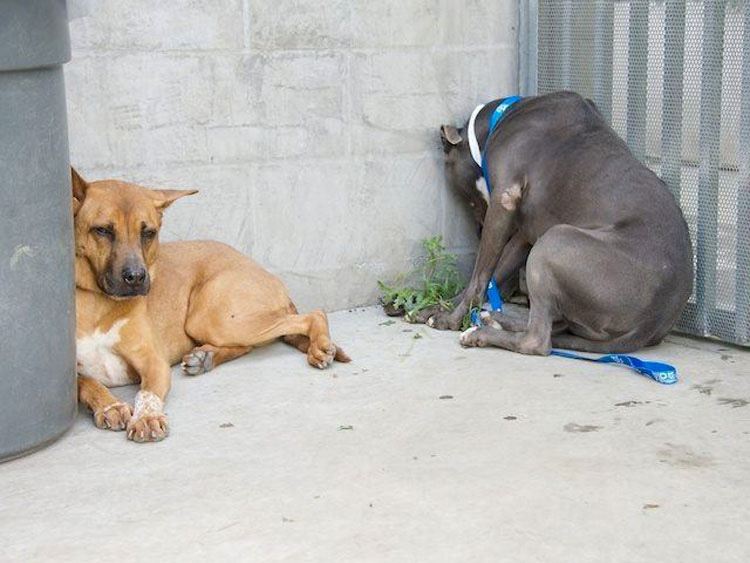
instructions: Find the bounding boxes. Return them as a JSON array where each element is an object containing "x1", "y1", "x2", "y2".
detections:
[
  {"x1": 186, "y1": 298, "x2": 350, "y2": 370},
  {"x1": 77, "y1": 375, "x2": 133, "y2": 431},
  {"x1": 267, "y1": 310, "x2": 352, "y2": 368},
  {"x1": 181, "y1": 344, "x2": 253, "y2": 376}
]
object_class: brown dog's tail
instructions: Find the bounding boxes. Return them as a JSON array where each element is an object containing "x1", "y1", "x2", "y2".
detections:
[{"x1": 333, "y1": 346, "x2": 351, "y2": 363}]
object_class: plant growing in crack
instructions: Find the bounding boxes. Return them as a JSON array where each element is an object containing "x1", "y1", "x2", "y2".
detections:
[{"x1": 377, "y1": 236, "x2": 471, "y2": 327}]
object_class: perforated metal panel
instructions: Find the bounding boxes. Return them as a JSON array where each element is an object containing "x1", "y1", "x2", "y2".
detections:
[{"x1": 521, "y1": 0, "x2": 750, "y2": 346}]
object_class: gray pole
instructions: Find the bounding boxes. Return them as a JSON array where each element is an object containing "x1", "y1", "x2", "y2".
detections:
[
  {"x1": 627, "y1": 0, "x2": 649, "y2": 161},
  {"x1": 696, "y1": 0, "x2": 725, "y2": 336},
  {"x1": 560, "y1": 0, "x2": 573, "y2": 90},
  {"x1": 593, "y1": 0, "x2": 614, "y2": 123},
  {"x1": 736, "y1": 0, "x2": 750, "y2": 344},
  {"x1": 661, "y1": 0, "x2": 686, "y2": 200},
  {"x1": 518, "y1": 0, "x2": 539, "y2": 96},
  {"x1": 0, "y1": 0, "x2": 76, "y2": 461}
]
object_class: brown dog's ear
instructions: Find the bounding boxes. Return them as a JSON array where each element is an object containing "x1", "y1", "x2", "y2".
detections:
[
  {"x1": 440, "y1": 124, "x2": 462, "y2": 151},
  {"x1": 150, "y1": 189, "x2": 199, "y2": 211},
  {"x1": 71, "y1": 167, "x2": 88, "y2": 215}
]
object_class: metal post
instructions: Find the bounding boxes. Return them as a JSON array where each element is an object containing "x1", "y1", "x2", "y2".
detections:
[
  {"x1": 696, "y1": 1, "x2": 725, "y2": 335},
  {"x1": 736, "y1": 0, "x2": 750, "y2": 345},
  {"x1": 593, "y1": 0, "x2": 614, "y2": 123},
  {"x1": 518, "y1": 0, "x2": 539, "y2": 96},
  {"x1": 661, "y1": 0, "x2": 686, "y2": 200},
  {"x1": 627, "y1": 0, "x2": 649, "y2": 160},
  {"x1": 560, "y1": 0, "x2": 573, "y2": 90}
]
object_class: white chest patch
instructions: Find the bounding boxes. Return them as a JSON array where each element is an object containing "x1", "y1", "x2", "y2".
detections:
[
  {"x1": 76, "y1": 319, "x2": 131, "y2": 387},
  {"x1": 475, "y1": 176, "x2": 491, "y2": 205}
]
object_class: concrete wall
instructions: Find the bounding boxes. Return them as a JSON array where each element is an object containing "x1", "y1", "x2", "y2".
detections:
[{"x1": 65, "y1": 0, "x2": 517, "y2": 311}]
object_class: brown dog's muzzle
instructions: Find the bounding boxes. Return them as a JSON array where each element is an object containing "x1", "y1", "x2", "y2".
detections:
[{"x1": 102, "y1": 256, "x2": 150, "y2": 298}]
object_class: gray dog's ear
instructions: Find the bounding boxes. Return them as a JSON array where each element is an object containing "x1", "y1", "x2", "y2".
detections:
[{"x1": 440, "y1": 124, "x2": 462, "y2": 151}]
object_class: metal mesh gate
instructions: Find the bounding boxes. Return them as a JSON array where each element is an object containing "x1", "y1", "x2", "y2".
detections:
[{"x1": 519, "y1": 0, "x2": 750, "y2": 346}]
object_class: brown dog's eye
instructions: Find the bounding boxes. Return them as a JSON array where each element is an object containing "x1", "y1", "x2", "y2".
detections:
[
  {"x1": 92, "y1": 226, "x2": 114, "y2": 239},
  {"x1": 141, "y1": 228, "x2": 157, "y2": 241}
]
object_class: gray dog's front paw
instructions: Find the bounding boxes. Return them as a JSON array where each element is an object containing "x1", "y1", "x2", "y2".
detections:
[
  {"x1": 406, "y1": 305, "x2": 444, "y2": 324},
  {"x1": 426, "y1": 310, "x2": 462, "y2": 331}
]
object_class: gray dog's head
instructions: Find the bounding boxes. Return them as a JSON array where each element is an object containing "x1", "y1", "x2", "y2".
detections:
[{"x1": 440, "y1": 124, "x2": 488, "y2": 229}]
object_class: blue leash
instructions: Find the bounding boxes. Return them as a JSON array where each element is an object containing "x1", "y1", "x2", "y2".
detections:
[
  {"x1": 549, "y1": 349, "x2": 678, "y2": 385},
  {"x1": 468, "y1": 95, "x2": 678, "y2": 385}
]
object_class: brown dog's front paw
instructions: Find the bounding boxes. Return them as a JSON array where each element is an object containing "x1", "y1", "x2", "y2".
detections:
[
  {"x1": 127, "y1": 414, "x2": 169, "y2": 443},
  {"x1": 94, "y1": 402, "x2": 133, "y2": 431},
  {"x1": 127, "y1": 390, "x2": 168, "y2": 442},
  {"x1": 426, "y1": 310, "x2": 462, "y2": 331},
  {"x1": 181, "y1": 349, "x2": 214, "y2": 376}
]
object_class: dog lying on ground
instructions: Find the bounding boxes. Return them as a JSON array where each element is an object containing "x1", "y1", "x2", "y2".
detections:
[
  {"x1": 415, "y1": 91, "x2": 693, "y2": 355},
  {"x1": 72, "y1": 169, "x2": 349, "y2": 442}
]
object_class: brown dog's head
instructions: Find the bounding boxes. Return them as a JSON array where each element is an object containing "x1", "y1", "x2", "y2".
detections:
[
  {"x1": 440, "y1": 124, "x2": 488, "y2": 230},
  {"x1": 71, "y1": 168, "x2": 197, "y2": 299}
]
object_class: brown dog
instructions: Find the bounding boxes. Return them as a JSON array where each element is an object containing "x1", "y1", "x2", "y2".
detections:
[{"x1": 72, "y1": 169, "x2": 349, "y2": 442}]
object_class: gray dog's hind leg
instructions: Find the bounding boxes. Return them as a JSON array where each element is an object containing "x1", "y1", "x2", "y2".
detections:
[
  {"x1": 550, "y1": 333, "x2": 642, "y2": 354},
  {"x1": 462, "y1": 265, "x2": 558, "y2": 355},
  {"x1": 482, "y1": 307, "x2": 568, "y2": 334},
  {"x1": 463, "y1": 325, "x2": 642, "y2": 354},
  {"x1": 460, "y1": 307, "x2": 555, "y2": 355},
  {"x1": 462, "y1": 224, "x2": 660, "y2": 355},
  {"x1": 460, "y1": 230, "x2": 566, "y2": 355}
]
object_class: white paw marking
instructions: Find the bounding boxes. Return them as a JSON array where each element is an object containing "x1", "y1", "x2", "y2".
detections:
[
  {"x1": 128, "y1": 391, "x2": 168, "y2": 442},
  {"x1": 132, "y1": 390, "x2": 163, "y2": 421},
  {"x1": 460, "y1": 326, "x2": 479, "y2": 346},
  {"x1": 480, "y1": 311, "x2": 501, "y2": 330},
  {"x1": 427, "y1": 317, "x2": 435, "y2": 327},
  {"x1": 76, "y1": 319, "x2": 130, "y2": 387}
]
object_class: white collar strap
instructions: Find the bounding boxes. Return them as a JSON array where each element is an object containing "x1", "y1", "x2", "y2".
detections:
[{"x1": 467, "y1": 103, "x2": 485, "y2": 168}]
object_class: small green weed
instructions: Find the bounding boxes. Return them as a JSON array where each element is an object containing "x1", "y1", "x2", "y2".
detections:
[{"x1": 377, "y1": 236, "x2": 466, "y2": 322}]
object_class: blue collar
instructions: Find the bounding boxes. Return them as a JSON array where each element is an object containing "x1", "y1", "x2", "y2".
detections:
[
  {"x1": 467, "y1": 96, "x2": 523, "y2": 170},
  {"x1": 480, "y1": 96, "x2": 522, "y2": 195}
]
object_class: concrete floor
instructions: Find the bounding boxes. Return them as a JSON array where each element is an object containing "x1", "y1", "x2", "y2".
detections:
[{"x1": 2, "y1": 307, "x2": 749, "y2": 562}]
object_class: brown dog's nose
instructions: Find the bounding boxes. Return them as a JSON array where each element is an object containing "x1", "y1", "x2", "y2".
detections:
[{"x1": 122, "y1": 266, "x2": 147, "y2": 287}]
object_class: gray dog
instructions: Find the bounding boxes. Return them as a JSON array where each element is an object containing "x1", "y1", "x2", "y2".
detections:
[{"x1": 418, "y1": 91, "x2": 693, "y2": 355}]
